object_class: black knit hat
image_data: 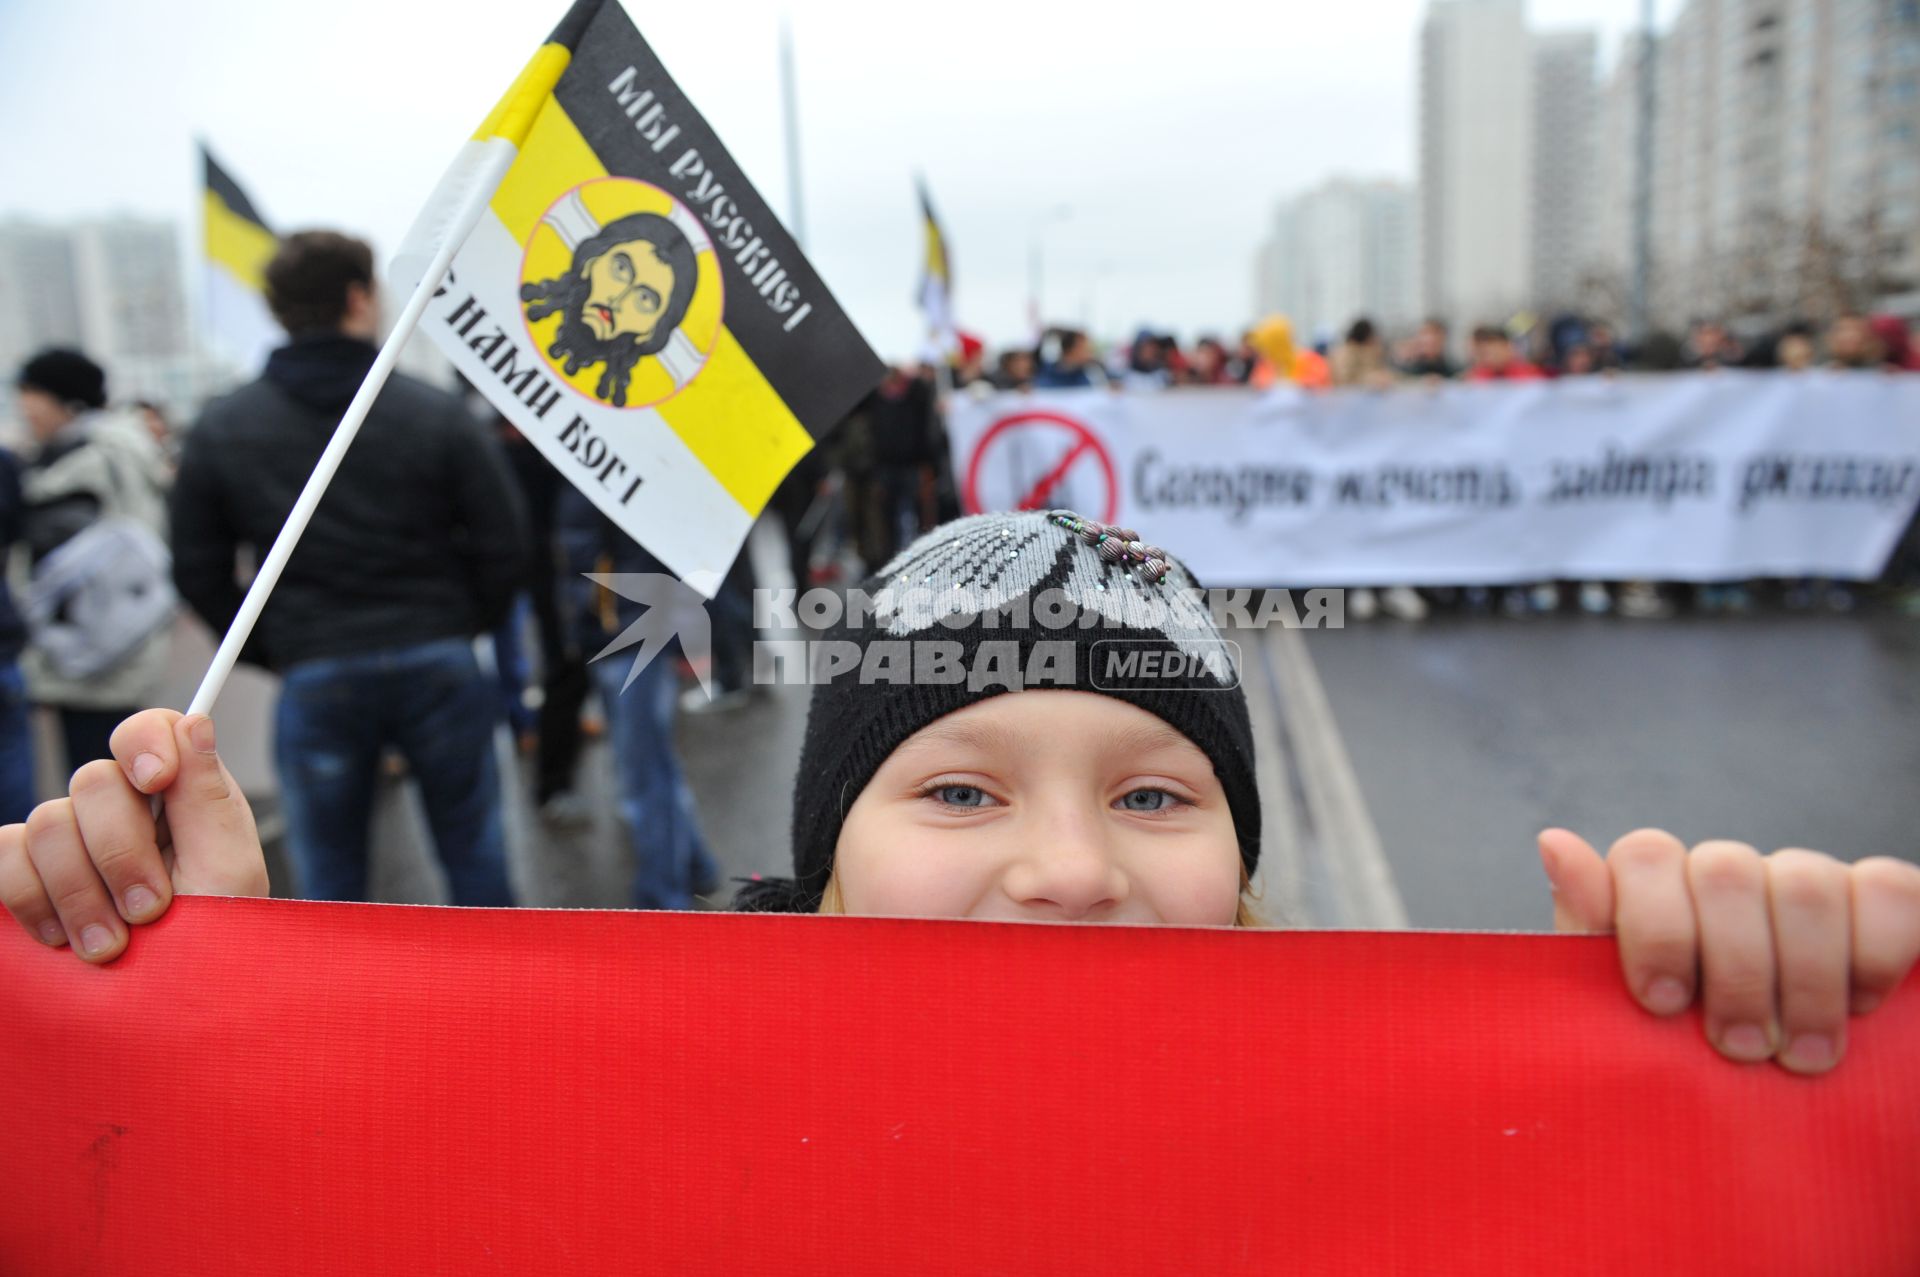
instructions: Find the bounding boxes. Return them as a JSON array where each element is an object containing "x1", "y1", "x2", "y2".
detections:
[
  {"x1": 736, "y1": 509, "x2": 1260, "y2": 912},
  {"x1": 16, "y1": 348, "x2": 107, "y2": 410}
]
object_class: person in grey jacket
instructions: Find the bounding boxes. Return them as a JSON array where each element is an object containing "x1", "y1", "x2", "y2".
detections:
[{"x1": 14, "y1": 349, "x2": 173, "y2": 774}]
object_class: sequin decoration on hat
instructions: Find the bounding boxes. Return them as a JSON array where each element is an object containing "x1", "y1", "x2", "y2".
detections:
[{"x1": 1045, "y1": 509, "x2": 1173, "y2": 584}]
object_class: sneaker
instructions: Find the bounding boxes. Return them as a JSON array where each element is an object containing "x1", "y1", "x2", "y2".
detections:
[
  {"x1": 1616, "y1": 583, "x2": 1672, "y2": 619},
  {"x1": 538, "y1": 791, "x2": 596, "y2": 830},
  {"x1": 1381, "y1": 586, "x2": 1429, "y2": 621},
  {"x1": 1578, "y1": 583, "x2": 1612, "y2": 615},
  {"x1": 1348, "y1": 587, "x2": 1379, "y2": 621},
  {"x1": 681, "y1": 684, "x2": 757, "y2": 715},
  {"x1": 1529, "y1": 583, "x2": 1561, "y2": 614},
  {"x1": 1500, "y1": 588, "x2": 1532, "y2": 618}
]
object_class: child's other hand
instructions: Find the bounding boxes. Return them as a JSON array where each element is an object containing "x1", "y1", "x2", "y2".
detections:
[
  {"x1": 0, "y1": 710, "x2": 269, "y2": 964},
  {"x1": 1538, "y1": 828, "x2": 1920, "y2": 1074}
]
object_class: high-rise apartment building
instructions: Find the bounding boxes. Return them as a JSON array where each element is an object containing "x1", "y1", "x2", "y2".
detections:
[
  {"x1": 1588, "y1": 33, "x2": 1649, "y2": 302},
  {"x1": 0, "y1": 222, "x2": 88, "y2": 386},
  {"x1": 1592, "y1": 0, "x2": 1920, "y2": 326},
  {"x1": 1255, "y1": 178, "x2": 1419, "y2": 340},
  {"x1": 1531, "y1": 31, "x2": 1600, "y2": 315},
  {"x1": 1418, "y1": 0, "x2": 1537, "y2": 335},
  {"x1": 0, "y1": 216, "x2": 195, "y2": 417},
  {"x1": 72, "y1": 218, "x2": 195, "y2": 407}
]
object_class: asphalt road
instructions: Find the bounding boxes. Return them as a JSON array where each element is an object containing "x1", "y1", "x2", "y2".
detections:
[
  {"x1": 1297, "y1": 611, "x2": 1920, "y2": 931},
  {"x1": 132, "y1": 600, "x2": 1920, "y2": 931}
]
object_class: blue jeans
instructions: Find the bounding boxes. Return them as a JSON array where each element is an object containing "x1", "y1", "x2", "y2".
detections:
[
  {"x1": 274, "y1": 638, "x2": 513, "y2": 906},
  {"x1": 491, "y1": 593, "x2": 537, "y2": 738},
  {"x1": 588, "y1": 630, "x2": 719, "y2": 910},
  {"x1": 0, "y1": 664, "x2": 35, "y2": 826}
]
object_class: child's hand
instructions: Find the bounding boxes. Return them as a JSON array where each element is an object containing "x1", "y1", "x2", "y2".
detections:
[
  {"x1": 0, "y1": 710, "x2": 269, "y2": 964},
  {"x1": 1538, "y1": 828, "x2": 1920, "y2": 1074}
]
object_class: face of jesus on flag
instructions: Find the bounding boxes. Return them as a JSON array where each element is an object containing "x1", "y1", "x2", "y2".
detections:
[
  {"x1": 519, "y1": 179, "x2": 722, "y2": 409},
  {"x1": 581, "y1": 233, "x2": 679, "y2": 342}
]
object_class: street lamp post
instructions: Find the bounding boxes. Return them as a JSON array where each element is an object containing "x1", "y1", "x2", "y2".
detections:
[
  {"x1": 780, "y1": 19, "x2": 805, "y2": 250},
  {"x1": 1629, "y1": 0, "x2": 1656, "y2": 340},
  {"x1": 1083, "y1": 259, "x2": 1113, "y2": 334},
  {"x1": 1028, "y1": 204, "x2": 1073, "y2": 331}
]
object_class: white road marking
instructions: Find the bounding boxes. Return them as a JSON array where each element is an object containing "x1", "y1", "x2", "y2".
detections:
[{"x1": 1248, "y1": 623, "x2": 1409, "y2": 929}]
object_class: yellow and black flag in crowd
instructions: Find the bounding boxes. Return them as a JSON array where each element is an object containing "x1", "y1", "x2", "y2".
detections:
[
  {"x1": 407, "y1": 0, "x2": 883, "y2": 593},
  {"x1": 916, "y1": 177, "x2": 957, "y2": 357},
  {"x1": 200, "y1": 144, "x2": 281, "y2": 373}
]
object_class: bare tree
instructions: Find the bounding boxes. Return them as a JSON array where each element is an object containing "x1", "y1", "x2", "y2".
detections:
[{"x1": 1705, "y1": 204, "x2": 1911, "y2": 327}]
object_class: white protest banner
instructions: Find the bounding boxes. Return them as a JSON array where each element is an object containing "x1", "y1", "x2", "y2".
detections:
[{"x1": 948, "y1": 372, "x2": 1920, "y2": 585}]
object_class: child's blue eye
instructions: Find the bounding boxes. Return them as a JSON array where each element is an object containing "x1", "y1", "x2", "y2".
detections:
[
  {"x1": 933, "y1": 785, "x2": 990, "y2": 808},
  {"x1": 1118, "y1": 788, "x2": 1179, "y2": 812}
]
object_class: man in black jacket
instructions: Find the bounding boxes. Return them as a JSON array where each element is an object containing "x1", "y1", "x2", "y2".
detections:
[{"x1": 172, "y1": 231, "x2": 529, "y2": 905}]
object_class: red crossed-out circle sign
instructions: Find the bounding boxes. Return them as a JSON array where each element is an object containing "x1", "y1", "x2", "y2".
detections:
[{"x1": 961, "y1": 410, "x2": 1120, "y2": 524}]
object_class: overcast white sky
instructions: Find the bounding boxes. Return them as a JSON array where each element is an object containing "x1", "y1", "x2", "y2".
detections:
[{"x1": 0, "y1": 0, "x2": 1686, "y2": 357}]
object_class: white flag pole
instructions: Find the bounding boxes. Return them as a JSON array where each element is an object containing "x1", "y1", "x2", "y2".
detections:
[{"x1": 185, "y1": 143, "x2": 517, "y2": 718}]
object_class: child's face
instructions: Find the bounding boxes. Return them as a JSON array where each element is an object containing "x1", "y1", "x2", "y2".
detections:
[{"x1": 830, "y1": 691, "x2": 1243, "y2": 925}]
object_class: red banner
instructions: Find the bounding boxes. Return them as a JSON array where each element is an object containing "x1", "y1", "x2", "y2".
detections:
[{"x1": 2, "y1": 896, "x2": 1915, "y2": 1274}]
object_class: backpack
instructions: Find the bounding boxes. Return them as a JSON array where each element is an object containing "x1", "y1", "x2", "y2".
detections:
[{"x1": 23, "y1": 441, "x2": 176, "y2": 682}]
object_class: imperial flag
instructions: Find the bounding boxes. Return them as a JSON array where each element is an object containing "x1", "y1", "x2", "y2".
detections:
[
  {"x1": 199, "y1": 144, "x2": 281, "y2": 376},
  {"x1": 915, "y1": 176, "x2": 956, "y2": 357},
  {"x1": 403, "y1": 0, "x2": 882, "y2": 592}
]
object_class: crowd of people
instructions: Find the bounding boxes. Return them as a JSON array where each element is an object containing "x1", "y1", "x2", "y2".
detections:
[
  {"x1": 4, "y1": 234, "x2": 1918, "y2": 907},
  {"x1": 952, "y1": 309, "x2": 1920, "y2": 393},
  {"x1": 835, "y1": 309, "x2": 1920, "y2": 622}
]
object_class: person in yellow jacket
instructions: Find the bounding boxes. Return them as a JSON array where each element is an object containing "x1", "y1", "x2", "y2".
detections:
[
  {"x1": 1245, "y1": 317, "x2": 1421, "y2": 618},
  {"x1": 1247, "y1": 314, "x2": 1331, "y2": 390}
]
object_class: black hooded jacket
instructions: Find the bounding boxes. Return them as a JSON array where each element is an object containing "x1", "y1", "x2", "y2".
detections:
[{"x1": 171, "y1": 333, "x2": 528, "y2": 671}]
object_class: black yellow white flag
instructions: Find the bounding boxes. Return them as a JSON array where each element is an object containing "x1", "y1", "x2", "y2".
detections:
[
  {"x1": 398, "y1": 0, "x2": 883, "y2": 593},
  {"x1": 916, "y1": 177, "x2": 956, "y2": 357},
  {"x1": 200, "y1": 144, "x2": 281, "y2": 375}
]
